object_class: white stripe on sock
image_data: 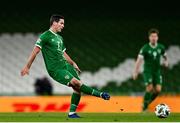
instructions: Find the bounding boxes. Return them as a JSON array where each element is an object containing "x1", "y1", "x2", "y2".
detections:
[
  {"x1": 69, "y1": 112, "x2": 76, "y2": 115},
  {"x1": 71, "y1": 104, "x2": 77, "y2": 107}
]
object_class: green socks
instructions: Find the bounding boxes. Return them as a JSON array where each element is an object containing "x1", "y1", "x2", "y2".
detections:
[
  {"x1": 69, "y1": 84, "x2": 103, "y2": 113},
  {"x1": 143, "y1": 92, "x2": 151, "y2": 111},
  {"x1": 70, "y1": 92, "x2": 81, "y2": 112},
  {"x1": 80, "y1": 84, "x2": 102, "y2": 97},
  {"x1": 143, "y1": 92, "x2": 159, "y2": 111},
  {"x1": 150, "y1": 92, "x2": 158, "y2": 103}
]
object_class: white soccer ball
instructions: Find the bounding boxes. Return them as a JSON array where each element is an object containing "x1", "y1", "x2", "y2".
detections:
[{"x1": 155, "y1": 103, "x2": 170, "y2": 118}]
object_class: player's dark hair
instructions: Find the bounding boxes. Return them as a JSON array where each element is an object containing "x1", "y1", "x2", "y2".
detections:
[
  {"x1": 148, "y1": 28, "x2": 159, "y2": 36},
  {"x1": 50, "y1": 14, "x2": 64, "y2": 26}
]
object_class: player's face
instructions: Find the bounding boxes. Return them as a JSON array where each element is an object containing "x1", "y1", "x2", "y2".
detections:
[
  {"x1": 149, "y1": 33, "x2": 158, "y2": 45},
  {"x1": 55, "y1": 19, "x2": 64, "y2": 32}
]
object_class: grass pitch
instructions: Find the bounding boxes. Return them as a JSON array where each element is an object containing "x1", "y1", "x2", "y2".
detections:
[{"x1": 0, "y1": 113, "x2": 179, "y2": 122}]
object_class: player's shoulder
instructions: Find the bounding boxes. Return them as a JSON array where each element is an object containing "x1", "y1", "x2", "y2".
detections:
[
  {"x1": 40, "y1": 30, "x2": 51, "y2": 37},
  {"x1": 139, "y1": 43, "x2": 148, "y2": 54},
  {"x1": 39, "y1": 30, "x2": 52, "y2": 40}
]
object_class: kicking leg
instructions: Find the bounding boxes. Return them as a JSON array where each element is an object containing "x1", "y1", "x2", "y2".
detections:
[{"x1": 69, "y1": 78, "x2": 110, "y2": 100}]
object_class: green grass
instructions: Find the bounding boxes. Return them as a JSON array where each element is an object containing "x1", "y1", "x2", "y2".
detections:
[{"x1": 0, "y1": 113, "x2": 179, "y2": 122}]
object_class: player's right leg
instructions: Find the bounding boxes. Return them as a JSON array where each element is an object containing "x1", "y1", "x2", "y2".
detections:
[
  {"x1": 143, "y1": 84, "x2": 153, "y2": 111},
  {"x1": 65, "y1": 63, "x2": 82, "y2": 118},
  {"x1": 143, "y1": 72, "x2": 154, "y2": 111}
]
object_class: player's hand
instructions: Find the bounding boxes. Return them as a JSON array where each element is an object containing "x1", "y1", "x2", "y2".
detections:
[
  {"x1": 73, "y1": 62, "x2": 81, "y2": 73},
  {"x1": 163, "y1": 60, "x2": 169, "y2": 68},
  {"x1": 133, "y1": 71, "x2": 138, "y2": 80},
  {"x1": 21, "y1": 66, "x2": 29, "y2": 76}
]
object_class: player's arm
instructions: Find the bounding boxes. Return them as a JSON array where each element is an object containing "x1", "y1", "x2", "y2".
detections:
[
  {"x1": 133, "y1": 55, "x2": 143, "y2": 80},
  {"x1": 64, "y1": 51, "x2": 81, "y2": 73},
  {"x1": 21, "y1": 46, "x2": 41, "y2": 76}
]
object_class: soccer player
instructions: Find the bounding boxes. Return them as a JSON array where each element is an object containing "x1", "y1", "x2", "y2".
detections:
[
  {"x1": 21, "y1": 14, "x2": 110, "y2": 118},
  {"x1": 133, "y1": 28, "x2": 168, "y2": 111}
]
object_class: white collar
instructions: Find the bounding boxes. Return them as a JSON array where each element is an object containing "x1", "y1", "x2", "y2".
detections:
[
  {"x1": 149, "y1": 42, "x2": 157, "y2": 48},
  {"x1": 49, "y1": 29, "x2": 57, "y2": 36}
]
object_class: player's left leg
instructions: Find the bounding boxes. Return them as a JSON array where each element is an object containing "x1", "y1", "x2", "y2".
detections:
[
  {"x1": 66, "y1": 63, "x2": 82, "y2": 118},
  {"x1": 66, "y1": 63, "x2": 110, "y2": 99},
  {"x1": 68, "y1": 88, "x2": 81, "y2": 118},
  {"x1": 69, "y1": 78, "x2": 110, "y2": 99}
]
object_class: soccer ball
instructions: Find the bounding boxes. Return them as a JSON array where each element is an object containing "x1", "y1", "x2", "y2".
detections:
[{"x1": 155, "y1": 103, "x2": 170, "y2": 118}]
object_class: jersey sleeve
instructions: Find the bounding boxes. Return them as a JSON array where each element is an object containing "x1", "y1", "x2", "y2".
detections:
[
  {"x1": 35, "y1": 34, "x2": 47, "y2": 49},
  {"x1": 138, "y1": 45, "x2": 146, "y2": 58},
  {"x1": 62, "y1": 43, "x2": 66, "y2": 52}
]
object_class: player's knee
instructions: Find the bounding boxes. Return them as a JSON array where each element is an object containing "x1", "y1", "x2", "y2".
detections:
[
  {"x1": 156, "y1": 86, "x2": 162, "y2": 93},
  {"x1": 146, "y1": 84, "x2": 153, "y2": 92},
  {"x1": 70, "y1": 78, "x2": 82, "y2": 89}
]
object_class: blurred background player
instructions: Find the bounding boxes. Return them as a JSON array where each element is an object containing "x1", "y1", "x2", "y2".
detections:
[
  {"x1": 21, "y1": 14, "x2": 110, "y2": 118},
  {"x1": 133, "y1": 28, "x2": 169, "y2": 111}
]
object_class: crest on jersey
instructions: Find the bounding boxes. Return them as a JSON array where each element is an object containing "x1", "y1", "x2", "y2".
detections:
[
  {"x1": 65, "y1": 75, "x2": 70, "y2": 80},
  {"x1": 153, "y1": 51, "x2": 157, "y2": 57},
  {"x1": 157, "y1": 49, "x2": 161, "y2": 54}
]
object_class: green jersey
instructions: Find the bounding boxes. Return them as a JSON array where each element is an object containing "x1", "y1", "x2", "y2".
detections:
[
  {"x1": 35, "y1": 29, "x2": 67, "y2": 73},
  {"x1": 139, "y1": 43, "x2": 166, "y2": 72}
]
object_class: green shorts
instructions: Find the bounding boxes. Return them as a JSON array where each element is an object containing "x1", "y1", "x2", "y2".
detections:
[
  {"x1": 143, "y1": 71, "x2": 162, "y2": 86},
  {"x1": 50, "y1": 63, "x2": 80, "y2": 86}
]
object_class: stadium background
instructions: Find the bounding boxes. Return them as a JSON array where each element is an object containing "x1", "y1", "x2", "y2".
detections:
[{"x1": 0, "y1": 1, "x2": 180, "y2": 113}]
